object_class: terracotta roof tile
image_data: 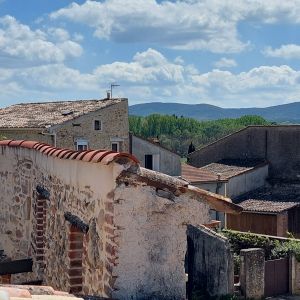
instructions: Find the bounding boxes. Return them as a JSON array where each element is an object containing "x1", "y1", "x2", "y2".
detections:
[
  {"x1": 200, "y1": 159, "x2": 268, "y2": 180},
  {"x1": 0, "y1": 140, "x2": 139, "y2": 166},
  {"x1": 181, "y1": 163, "x2": 225, "y2": 183},
  {"x1": 239, "y1": 199, "x2": 300, "y2": 213},
  {"x1": 0, "y1": 98, "x2": 125, "y2": 128}
]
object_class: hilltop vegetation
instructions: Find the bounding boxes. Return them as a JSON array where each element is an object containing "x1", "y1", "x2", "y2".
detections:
[{"x1": 129, "y1": 114, "x2": 271, "y2": 157}]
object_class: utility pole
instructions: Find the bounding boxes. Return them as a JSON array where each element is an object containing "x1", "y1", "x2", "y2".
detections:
[{"x1": 110, "y1": 83, "x2": 120, "y2": 99}]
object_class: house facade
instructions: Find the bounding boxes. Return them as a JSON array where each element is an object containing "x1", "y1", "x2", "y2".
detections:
[
  {"x1": 0, "y1": 98, "x2": 129, "y2": 152},
  {"x1": 0, "y1": 139, "x2": 241, "y2": 299},
  {"x1": 130, "y1": 133, "x2": 181, "y2": 176}
]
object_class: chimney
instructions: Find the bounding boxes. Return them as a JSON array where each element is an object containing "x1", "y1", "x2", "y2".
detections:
[{"x1": 106, "y1": 91, "x2": 111, "y2": 99}]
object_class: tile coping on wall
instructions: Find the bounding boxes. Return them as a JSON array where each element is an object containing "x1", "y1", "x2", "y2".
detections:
[{"x1": 0, "y1": 140, "x2": 139, "y2": 165}]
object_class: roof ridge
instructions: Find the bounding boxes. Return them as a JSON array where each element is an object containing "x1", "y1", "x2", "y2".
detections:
[{"x1": 0, "y1": 140, "x2": 139, "y2": 166}]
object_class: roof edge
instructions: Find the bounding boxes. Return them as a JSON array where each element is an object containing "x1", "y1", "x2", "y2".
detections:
[{"x1": 0, "y1": 139, "x2": 139, "y2": 166}]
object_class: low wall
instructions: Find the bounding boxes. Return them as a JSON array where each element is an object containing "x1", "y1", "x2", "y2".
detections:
[{"x1": 187, "y1": 225, "x2": 234, "y2": 297}]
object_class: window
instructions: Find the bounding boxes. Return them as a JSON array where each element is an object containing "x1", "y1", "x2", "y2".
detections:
[
  {"x1": 94, "y1": 120, "x2": 102, "y2": 131},
  {"x1": 145, "y1": 154, "x2": 153, "y2": 170},
  {"x1": 145, "y1": 154, "x2": 160, "y2": 171},
  {"x1": 76, "y1": 139, "x2": 88, "y2": 151},
  {"x1": 111, "y1": 142, "x2": 119, "y2": 152}
]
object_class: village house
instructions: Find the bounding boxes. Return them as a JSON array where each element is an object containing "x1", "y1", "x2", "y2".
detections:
[
  {"x1": 129, "y1": 133, "x2": 181, "y2": 176},
  {"x1": 0, "y1": 139, "x2": 241, "y2": 299},
  {"x1": 187, "y1": 125, "x2": 300, "y2": 236},
  {"x1": 0, "y1": 98, "x2": 129, "y2": 152}
]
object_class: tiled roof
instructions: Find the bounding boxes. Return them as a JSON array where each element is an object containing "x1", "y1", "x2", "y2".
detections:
[
  {"x1": 200, "y1": 159, "x2": 268, "y2": 180},
  {"x1": 239, "y1": 199, "x2": 300, "y2": 213},
  {"x1": 181, "y1": 163, "x2": 226, "y2": 183},
  {"x1": 0, "y1": 98, "x2": 125, "y2": 128},
  {"x1": 0, "y1": 140, "x2": 139, "y2": 165}
]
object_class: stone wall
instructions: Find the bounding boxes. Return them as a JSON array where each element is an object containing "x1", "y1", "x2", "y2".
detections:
[
  {"x1": 54, "y1": 100, "x2": 129, "y2": 152},
  {"x1": 187, "y1": 225, "x2": 234, "y2": 297},
  {"x1": 0, "y1": 145, "x2": 120, "y2": 297},
  {"x1": 0, "y1": 100, "x2": 129, "y2": 153},
  {"x1": 0, "y1": 142, "x2": 232, "y2": 299},
  {"x1": 189, "y1": 126, "x2": 300, "y2": 180},
  {"x1": 240, "y1": 248, "x2": 265, "y2": 299}
]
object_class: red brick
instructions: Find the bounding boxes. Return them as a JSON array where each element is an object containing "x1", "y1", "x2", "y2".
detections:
[
  {"x1": 105, "y1": 243, "x2": 116, "y2": 256},
  {"x1": 69, "y1": 232, "x2": 83, "y2": 242},
  {"x1": 68, "y1": 268, "x2": 83, "y2": 277},
  {"x1": 68, "y1": 250, "x2": 82, "y2": 260},
  {"x1": 69, "y1": 241, "x2": 83, "y2": 250},
  {"x1": 70, "y1": 259, "x2": 82, "y2": 268},
  {"x1": 69, "y1": 277, "x2": 82, "y2": 285},
  {"x1": 105, "y1": 202, "x2": 114, "y2": 213},
  {"x1": 105, "y1": 214, "x2": 114, "y2": 225},
  {"x1": 104, "y1": 226, "x2": 115, "y2": 235}
]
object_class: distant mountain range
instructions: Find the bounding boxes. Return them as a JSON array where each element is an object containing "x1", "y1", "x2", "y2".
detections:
[{"x1": 129, "y1": 102, "x2": 300, "y2": 123}]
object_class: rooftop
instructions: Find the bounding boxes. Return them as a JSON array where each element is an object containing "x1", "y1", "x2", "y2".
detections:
[
  {"x1": 235, "y1": 183, "x2": 300, "y2": 203},
  {"x1": 200, "y1": 159, "x2": 268, "y2": 180},
  {"x1": 181, "y1": 163, "x2": 226, "y2": 183},
  {"x1": 238, "y1": 199, "x2": 300, "y2": 213},
  {"x1": 0, "y1": 98, "x2": 125, "y2": 128}
]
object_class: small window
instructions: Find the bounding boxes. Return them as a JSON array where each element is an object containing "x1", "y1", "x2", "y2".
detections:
[
  {"x1": 76, "y1": 139, "x2": 88, "y2": 151},
  {"x1": 145, "y1": 154, "x2": 153, "y2": 170},
  {"x1": 94, "y1": 120, "x2": 102, "y2": 131},
  {"x1": 111, "y1": 142, "x2": 119, "y2": 152}
]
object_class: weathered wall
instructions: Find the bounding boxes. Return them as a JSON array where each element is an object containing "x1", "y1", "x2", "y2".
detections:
[
  {"x1": 187, "y1": 225, "x2": 234, "y2": 297},
  {"x1": 189, "y1": 126, "x2": 300, "y2": 180},
  {"x1": 112, "y1": 183, "x2": 211, "y2": 300},
  {"x1": 54, "y1": 100, "x2": 129, "y2": 152},
  {"x1": 0, "y1": 143, "x2": 220, "y2": 299},
  {"x1": 226, "y1": 165, "x2": 269, "y2": 198},
  {"x1": 0, "y1": 145, "x2": 120, "y2": 297},
  {"x1": 131, "y1": 135, "x2": 181, "y2": 176}
]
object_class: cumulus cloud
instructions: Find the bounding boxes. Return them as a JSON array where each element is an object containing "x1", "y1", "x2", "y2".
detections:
[
  {"x1": 214, "y1": 58, "x2": 237, "y2": 68},
  {"x1": 263, "y1": 44, "x2": 300, "y2": 59},
  {"x1": 0, "y1": 15, "x2": 82, "y2": 66},
  {"x1": 1, "y1": 48, "x2": 300, "y2": 107},
  {"x1": 50, "y1": 0, "x2": 300, "y2": 53}
]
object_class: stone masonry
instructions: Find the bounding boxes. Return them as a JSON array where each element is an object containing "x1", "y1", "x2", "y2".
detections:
[{"x1": 0, "y1": 140, "x2": 241, "y2": 299}]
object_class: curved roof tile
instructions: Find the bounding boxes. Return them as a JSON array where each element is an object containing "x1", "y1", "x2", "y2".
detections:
[{"x1": 0, "y1": 139, "x2": 139, "y2": 166}]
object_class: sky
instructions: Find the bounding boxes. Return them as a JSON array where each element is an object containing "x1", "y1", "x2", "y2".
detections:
[{"x1": 1, "y1": 0, "x2": 300, "y2": 108}]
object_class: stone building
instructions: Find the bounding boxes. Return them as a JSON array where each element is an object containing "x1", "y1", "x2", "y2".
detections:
[
  {"x1": 129, "y1": 133, "x2": 181, "y2": 176},
  {"x1": 188, "y1": 125, "x2": 300, "y2": 180},
  {"x1": 0, "y1": 98, "x2": 129, "y2": 152},
  {"x1": 0, "y1": 139, "x2": 241, "y2": 299}
]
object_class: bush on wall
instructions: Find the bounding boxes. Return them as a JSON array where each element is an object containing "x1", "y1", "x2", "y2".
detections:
[{"x1": 222, "y1": 229, "x2": 300, "y2": 261}]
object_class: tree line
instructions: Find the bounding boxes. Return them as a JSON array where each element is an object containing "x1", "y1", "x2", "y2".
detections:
[{"x1": 129, "y1": 114, "x2": 272, "y2": 157}]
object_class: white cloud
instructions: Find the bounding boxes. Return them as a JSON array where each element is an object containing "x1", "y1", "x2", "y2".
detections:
[
  {"x1": 214, "y1": 58, "x2": 237, "y2": 68},
  {"x1": 0, "y1": 15, "x2": 82, "y2": 66},
  {"x1": 50, "y1": 0, "x2": 300, "y2": 53},
  {"x1": 1, "y1": 48, "x2": 300, "y2": 107},
  {"x1": 263, "y1": 44, "x2": 300, "y2": 59}
]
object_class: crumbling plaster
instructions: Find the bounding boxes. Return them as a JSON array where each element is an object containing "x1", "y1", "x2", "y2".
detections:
[{"x1": 112, "y1": 183, "x2": 210, "y2": 300}]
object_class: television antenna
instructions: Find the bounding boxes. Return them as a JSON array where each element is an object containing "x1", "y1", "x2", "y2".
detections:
[{"x1": 110, "y1": 83, "x2": 120, "y2": 99}]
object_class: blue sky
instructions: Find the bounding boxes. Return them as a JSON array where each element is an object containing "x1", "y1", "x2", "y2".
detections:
[{"x1": 1, "y1": 0, "x2": 300, "y2": 108}]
